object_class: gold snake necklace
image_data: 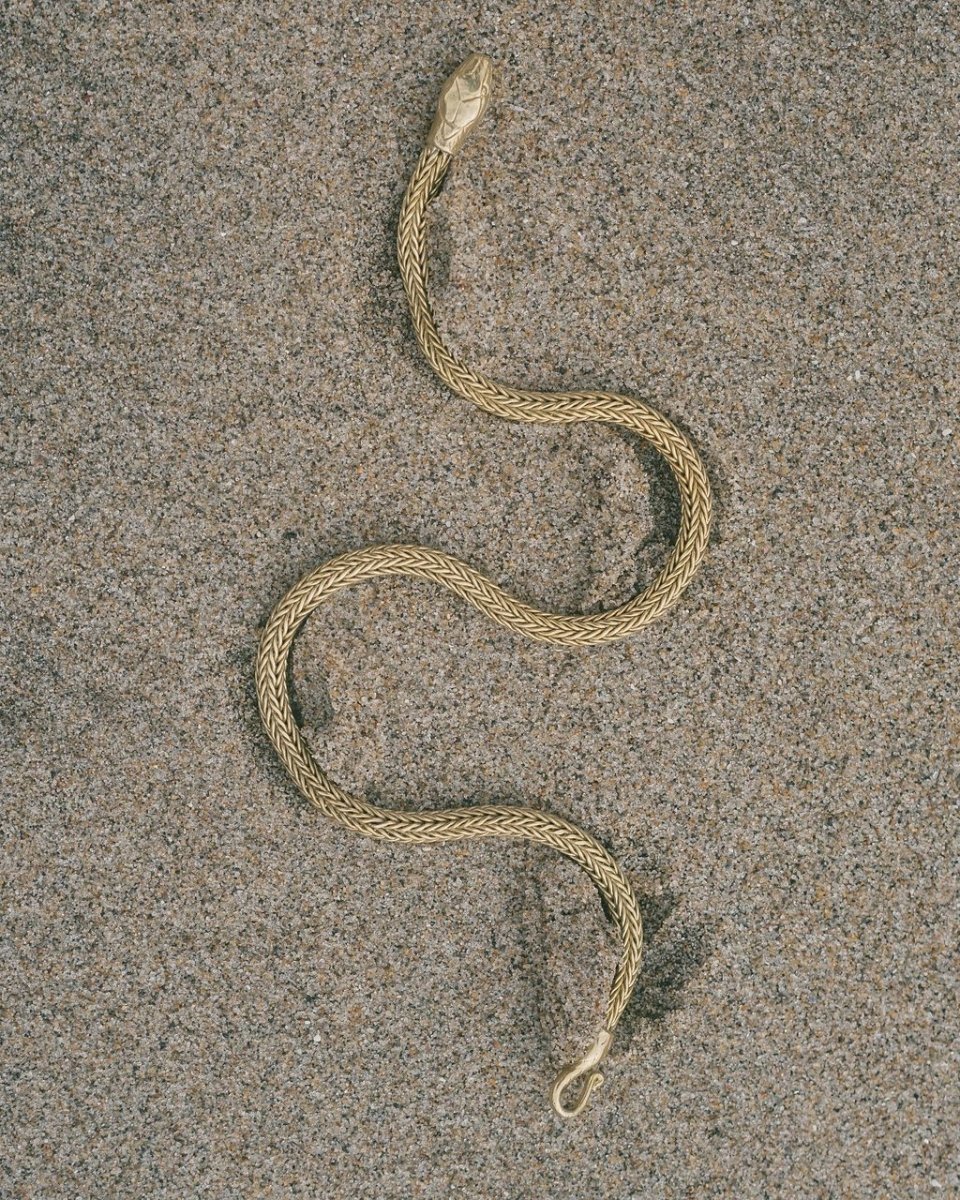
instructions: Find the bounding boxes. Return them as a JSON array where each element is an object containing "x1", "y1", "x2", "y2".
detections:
[{"x1": 255, "y1": 53, "x2": 712, "y2": 1118}]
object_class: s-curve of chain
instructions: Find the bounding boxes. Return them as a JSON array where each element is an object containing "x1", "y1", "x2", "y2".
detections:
[{"x1": 255, "y1": 53, "x2": 712, "y2": 1118}]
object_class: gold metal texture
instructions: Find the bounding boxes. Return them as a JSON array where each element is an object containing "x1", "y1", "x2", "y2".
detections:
[{"x1": 256, "y1": 55, "x2": 713, "y2": 1117}]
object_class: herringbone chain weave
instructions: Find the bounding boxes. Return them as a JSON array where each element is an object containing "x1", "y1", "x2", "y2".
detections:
[{"x1": 255, "y1": 54, "x2": 712, "y2": 1118}]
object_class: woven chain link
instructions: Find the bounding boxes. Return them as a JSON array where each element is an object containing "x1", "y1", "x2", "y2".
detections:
[{"x1": 255, "y1": 58, "x2": 712, "y2": 1117}]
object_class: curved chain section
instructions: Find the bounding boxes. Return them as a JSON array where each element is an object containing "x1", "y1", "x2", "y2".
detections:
[{"x1": 256, "y1": 54, "x2": 712, "y2": 1117}]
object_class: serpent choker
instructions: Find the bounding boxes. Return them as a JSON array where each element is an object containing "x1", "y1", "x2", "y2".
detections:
[{"x1": 255, "y1": 53, "x2": 712, "y2": 1118}]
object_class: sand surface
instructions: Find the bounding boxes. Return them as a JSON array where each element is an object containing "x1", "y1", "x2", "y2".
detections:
[{"x1": 3, "y1": 4, "x2": 958, "y2": 1197}]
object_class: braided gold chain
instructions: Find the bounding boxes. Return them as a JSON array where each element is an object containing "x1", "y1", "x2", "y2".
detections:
[{"x1": 255, "y1": 53, "x2": 712, "y2": 1118}]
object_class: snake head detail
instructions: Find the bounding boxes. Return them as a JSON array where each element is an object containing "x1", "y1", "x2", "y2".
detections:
[{"x1": 429, "y1": 53, "x2": 493, "y2": 157}]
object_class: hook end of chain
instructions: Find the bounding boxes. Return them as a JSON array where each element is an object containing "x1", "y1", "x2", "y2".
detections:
[
  {"x1": 428, "y1": 52, "x2": 493, "y2": 157},
  {"x1": 550, "y1": 1028, "x2": 613, "y2": 1118}
]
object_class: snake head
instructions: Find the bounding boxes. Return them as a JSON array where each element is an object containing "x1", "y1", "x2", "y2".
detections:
[{"x1": 428, "y1": 53, "x2": 493, "y2": 157}]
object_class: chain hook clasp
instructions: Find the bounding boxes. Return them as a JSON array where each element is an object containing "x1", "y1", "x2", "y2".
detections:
[{"x1": 550, "y1": 1028, "x2": 613, "y2": 1118}]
